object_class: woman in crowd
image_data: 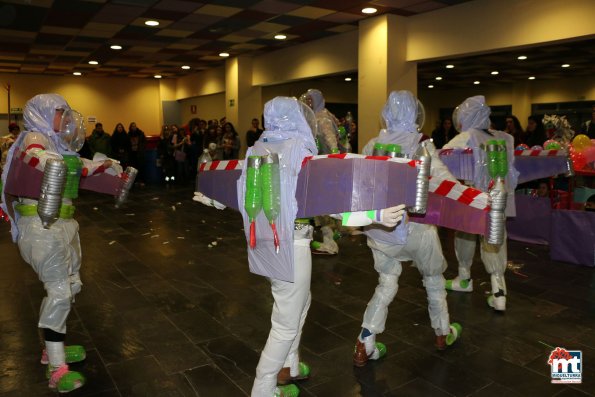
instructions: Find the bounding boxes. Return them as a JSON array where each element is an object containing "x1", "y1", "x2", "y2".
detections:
[
  {"x1": 128, "y1": 122, "x2": 146, "y2": 185},
  {"x1": 431, "y1": 118, "x2": 458, "y2": 149},
  {"x1": 525, "y1": 115, "x2": 547, "y2": 147},
  {"x1": 504, "y1": 115, "x2": 525, "y2": 146},
  {"x1": 171, "y1": 124, "x2": 189, "y2": 183},
  {"x1": 111, "y1": 122, "x2": 130, "y2": 168},
  {"x1": 223, "y1": 122, "x2": 241, "y2": 159}
]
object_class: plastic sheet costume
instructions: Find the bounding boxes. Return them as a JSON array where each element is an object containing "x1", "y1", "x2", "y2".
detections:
[
  {"x1": 195, "y1": 97, "x2": 402, "y2": 397},
  {"x1": 443, "y1": 95, "x2": 519, "y2": 311},
  {"x1": 0, "y1": 94, "x2": 125, "y2": 393},
  {"x1": 299, "y1": 89, "x2": 342, "y2": 255},
  {"x1": 353, "y1": 91, "x2": 462, "y2": 367}
]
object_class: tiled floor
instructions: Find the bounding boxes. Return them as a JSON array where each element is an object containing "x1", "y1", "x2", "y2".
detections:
[{"x1": 1, "y1": 184, "x2": 593, "y2": 397}]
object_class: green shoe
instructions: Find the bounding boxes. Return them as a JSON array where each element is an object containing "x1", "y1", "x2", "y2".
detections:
[
  {"x1": 48, "y1": 365, "x2": 85, "y2": 393},
  {"x1": 374, "y1": 342, "x2": 387, "y2": 359},
  {"x1": 445, "y1": 278, "x2": 473, "y2": 292},
  {"x1": 332, "y1": 231, "x2": 342, "y2": 241},
  {"x1": 446, "y1": 323, "x2": 462, "y2": 346},
  {"x1": 275, "y1": 384, "x2": 299, "y2": 397},
  {"x1": 41, "y1": 345, "x2": 86, "y2": 365},
  {"x1": 310, "y1": 241, "x2": 322, "y2": 250},
  {"x1": 278, "y1": 362, "x2": 310, "y2": 385}
]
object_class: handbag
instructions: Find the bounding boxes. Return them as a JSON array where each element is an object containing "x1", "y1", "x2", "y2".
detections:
[{"x1": 174, "y1": 149, "x2": 186, "y2": 162}]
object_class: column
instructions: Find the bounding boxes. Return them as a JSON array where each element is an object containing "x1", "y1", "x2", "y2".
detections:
[
  {"x1": 225, "y1": 56, "x2": 262, "y2": 157},
  {"x1": 358, "y1": 14, "x2": 417, "y2": 149}
]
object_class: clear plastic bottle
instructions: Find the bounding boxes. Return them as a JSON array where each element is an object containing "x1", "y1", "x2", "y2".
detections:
[{"x1": 198, "y1": 148, "x2": 212, "y2": 164}]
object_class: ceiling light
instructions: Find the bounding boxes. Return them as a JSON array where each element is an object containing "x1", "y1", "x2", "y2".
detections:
[
  {"x1": 446, "y1": 64, "x2": 454, "y2": 69},
  {"x1": 181, "y1": 65, "x2": 190, "y2": 70},
  {"x1": 73, "y1": 72, "x2": 82, "y2": 76},
  {"x1": 491, "y1": 71, "x2": 499, "y2": 75},
  {"x1": 154, "y1": 75, "x2": 162, "y2": 79},
  {"x1": 344, "y1": 77, "x2": 352, "y2": 81},
  {"x1": 561, "y1": 64, "x2": 570, "y2": 68},
  {"x1": 528, "y1": 76, "x2": 535, "y2": 80},
  {"x1": 219, "y1": 52, "x2": 230, "y2": 57},
  {"x1": 362, "y1": 7, "x2": 377, "y2": 14},
  {"x1": 428, "y1": 85, "x2": 434, "y2": 88},
  {"x1": 88, "y1": 60, "x2": 98, "y2": 65},
  {"x1": 145, "y1": 20, "x2": 159, "y2": 26},
  {"x1": 274, "y1": 34, "x2": 287, "y2": 40},
  {"x1": 474, "y1": 81, "x2": 480, "y2": 85},
  {"x1": 435, "y1": 76, "x2": 442, "y2": 80},
  {"x1": 110, "y1": 45, "x2": 122, "y2": 50},
  {"x1": 517, "y1": 55, "x2": 527, "y2": 60}
]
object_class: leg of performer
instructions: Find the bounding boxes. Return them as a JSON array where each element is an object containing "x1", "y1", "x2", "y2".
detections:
[
  {"x1": 252, "y1": 227, "x2": 312, "y2": 397},
  {"x1": 446, "y1": 231, "x2": 477, "y2": 292},
  {"x1": 480, "y1": 232, "x2": 508, "y2": 311},
  {"x1": 353, "y1": 238, "x2": 400, "y2": 367}
]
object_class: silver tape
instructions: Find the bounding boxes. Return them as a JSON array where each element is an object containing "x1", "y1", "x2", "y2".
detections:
[
  {"x1": 115, "y1": 167, "x2": 138, "y2": 208},
  {"x1": 487, "y1": 177, "x2": 507, "y2": 245},
  {"x1": 37, "y1": 158, "x2": 67, "y2": 229},
  {"x1": 408, "y1": 142, "x2": 431, "y2": 214}
]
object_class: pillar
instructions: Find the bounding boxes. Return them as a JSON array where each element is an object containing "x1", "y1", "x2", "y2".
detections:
[
  {"x1": 358, "y1": 14, "x2": 417, "y2": 149},
  {"x1": 225, "y1": 56, "x2": 262, "y2": 157}
]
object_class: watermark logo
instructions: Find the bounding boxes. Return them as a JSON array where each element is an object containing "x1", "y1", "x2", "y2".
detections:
[{"x1": 548, "y1": 347, "x2": 582, "y2": 384}]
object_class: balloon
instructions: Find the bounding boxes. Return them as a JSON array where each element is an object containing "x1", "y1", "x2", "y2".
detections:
[
  {"x1": 583, "y1": 146, "x2": 595, "y2": 163},
  {"x1": 571, "y1": 151, "x2": 587, "y2": 170},
  {"x1": 531, "y1": 145, "x2": 543, "y2": 150},
  {"x1": 572, "y1": 134, "x2": 592, "y2": 152},
  {"x1": 543, "y1": 140, "x2": 561, "y2": 150},
  {"x1": 515, "y1": 144, "x2": 530, "y2": 150}
]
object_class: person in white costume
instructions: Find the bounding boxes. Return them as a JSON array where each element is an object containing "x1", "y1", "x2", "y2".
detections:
[
  {"x1": 443, "y1": 95, "x2": 519, "y2": 312},
  {"x1": 195, "y1": 97, "x2": 403, "y2": 397},
  {"x1": 353, "y1": 91, "x2": 463, "y2": 367},
  {"x1": 299, "y1": 89, "x2": 342, "y2": 255},
  {"x1": 0, "y1": 94, "x2": 122, "y2": 393}
]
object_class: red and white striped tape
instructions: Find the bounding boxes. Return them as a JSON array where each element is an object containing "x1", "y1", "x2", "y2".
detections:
[
  {"x1": 514, "y1": 149, "x2": 564, "y2": 156},
  {"x1": 428, "y1": 177, "x2": 489, "y2": 210},
  {"x1": 16, "y1": 148, "x2": 44, "y2": 171},
  {"x1": 15, "y1": 148, "x2": 119, "y2": 177},
  {"x1": 198, "y1": 155, "x2": 489, "y2": 209}
]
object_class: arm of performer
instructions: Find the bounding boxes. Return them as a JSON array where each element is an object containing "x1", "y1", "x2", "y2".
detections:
[
  {"x1": 80, "y1": 155, "x2": 123, "y2": 177},
  {"x1": 22, "y1": 132, "x2": 62, "y2": 167},
  {"x1": 193, "y1": 191, "x2": 226, "y2": 210},
  {"x1": 426, "y1": 140, "x2": 459, "y2": 182},
  {"x1": 318, "y1": 117, "x2": 340, "y2": 154},
  {"x1": 331, "y1": 204, "x2": 406, "y2": 228}
]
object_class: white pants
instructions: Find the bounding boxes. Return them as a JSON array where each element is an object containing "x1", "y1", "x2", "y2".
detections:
[
  {"x1": 251, "y1": 226, "x2": 312, "y2": 397},
  {"x1": 454, "y1": 231, "x2": 507, "y2": 278},
  {"x1": 362, "y1": 223, "x2": 450, "y2": 337},
  {"x1": 17, "y1": 216, "x2": 82, "y2": 334}
]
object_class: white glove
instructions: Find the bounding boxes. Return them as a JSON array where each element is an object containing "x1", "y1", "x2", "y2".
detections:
[
  {"x1": 378, "y1": 204, "x2": 406, "y2": 228},
  {"x1": 193, "y1": 192, "x2": 226, "y2": 210}
]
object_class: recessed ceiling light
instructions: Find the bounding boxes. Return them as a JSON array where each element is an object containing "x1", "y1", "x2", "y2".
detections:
[
  {"x1": 362, "y1": 7, "x2": 377, "y2": 14},
  {"x1": 274, "y1": 34, "x2": 287, "y2": 40},
  {"x1": 219, "y1": 52, "x2": 230, "y2": 57},
  {"x1": 446, "y1": 64, "x2": 454, "y2": 69},
  {"x1": 491, "y1": 71, "x2": 499, "y2": 75},
  {"x1": 561, "y1": 64, "x2": 570, "y2": 68},
  {"x1": 73, "y1": 72, "x2": 82, "y2": 76},
  {"x1": 528, "y1": 76, "x2": 535, "y2": 80},
  {"x1": 435, "y1": 76, "x2": 442, "y2": 80},
  {"x1": 88, "y1": 60, "x2": 98, "y2": 65},
  {"x1": 428, "y1": 85, "x2": 434, "y2": 88},
  {"x1": 517, "y1": 55, "x2": 527, "y2": 60},
  {"x1": 474, "y1": 81, "x2": 480, "y2": 85},
  {"x1": 181, "y1": 65, "x2": 190, "y2": 70},
  {"x1": 145, "y1": 20, "x2": 159, "y2": 26},
  {"x1": 344, "y1": 77, "x2": 352, "y2": 81},
  {"x1": 154, "y1": 75, "x2": 162, "y2": 79},
  {"x1": 110, "y1": 45, "x2": 122, "y2": 50}
]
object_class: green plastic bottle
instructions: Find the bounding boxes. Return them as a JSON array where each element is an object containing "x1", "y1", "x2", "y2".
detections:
[
  {"x1": 496, "y1": 140, "x2": 508, "y2": 177},
  {"x1": 373, "y1": 142, "x2": 387, "y2": 156},
  {"x1": 261, "y1": 153, "x2": 281, "y2": 252},
  {"x1": 485, "y1": 140, "x2": 499, "y2": 179},
  {"x1": 61, "y1": 155, "x2": 83, "y2": 199},
  {"x1": 385, "y1": 144, "x2": 401, "y2": 158},
  {"x1": 245, "y1": 156, "x2": 262, "y2": 248}
]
